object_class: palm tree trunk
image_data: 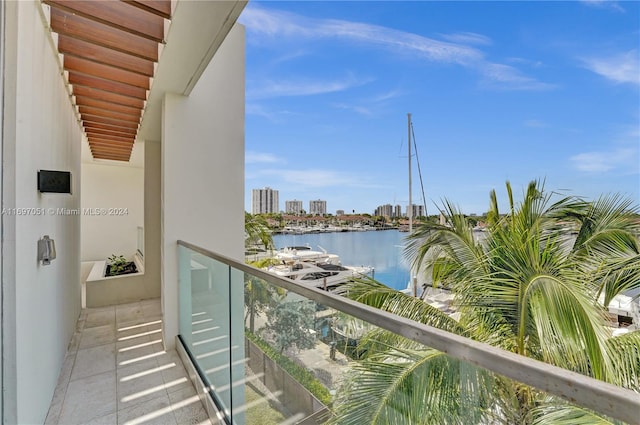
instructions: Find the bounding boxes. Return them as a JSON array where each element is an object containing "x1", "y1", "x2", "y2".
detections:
[{"x1": 249, "y1": 296, "x2": 256, "y2": 333}]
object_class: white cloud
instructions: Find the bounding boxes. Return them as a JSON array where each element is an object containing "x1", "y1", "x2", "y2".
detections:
[
  {"x1": 440, "y1": 32, "x2": 492, "y2": 46},
  {"x1": 332, "y1": 103, "x2": 373, "y2": 116},
  {"x1": 581, "y1": 50, "x2": 640, "y2": 86},
  {"x1": 241, "y1": 4, "x2": 552, "y2": 91},
  {"x1": 579, "y1": 0, "x2": 625, "y2": 13},
  {"x1": 507, "y1": 57, "x2": 544, "y2": 68},
  {"x1": 254, "y1": 168, "x2": 387, "y2": 189},
  {"x1": 480, "y1": 64, "x2": 556, "y2": 91},
  {"x1": 246, "y1": 104, "x2": 298, "y2": 122},
  {"x1": 570, "y1": 147, "x2": 638, "y2": 173},
  {"x1": 524, "y1": 119, "x2": 548, "y2": 128},
  {"x1": 246, "y1": 151, "x2": 286, "y2": 165},
  {"x1": 241, "y1": 6, "x2": 483, "y2": 65},
  {"x1": 371, "y1": 89, "x2": 404, "y2": 102},
  {"x1": 247, "y1": 75, "x2": 373, "y2": 99}
]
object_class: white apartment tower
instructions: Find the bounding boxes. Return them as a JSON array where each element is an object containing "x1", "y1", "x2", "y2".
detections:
[
  {"x1": 375, "y1": 204, "x2": 393, "y2": 217},
  {"x1": 252, "y1": 187, "x2": 279, "y2": 214},
  {"x1": 407, "y1": 204, "x2": 425, "y2": 218},
  {"x1": 285, "y1": 200, "x2": 304, "y2": 215},
  {"x1": 309, "y1": 199, "x2": 327, "y2": 216}
]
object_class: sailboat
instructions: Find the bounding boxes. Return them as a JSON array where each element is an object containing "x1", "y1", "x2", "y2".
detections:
[{"x1": 406, "y1": 113, "x2": 418, "y2": 296}]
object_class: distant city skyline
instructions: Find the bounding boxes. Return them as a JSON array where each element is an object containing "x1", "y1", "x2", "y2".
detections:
[
  {"x1": 250, "y1": 187, "x2": 434, "y2": 216},
  {"x1": 242, "y1": 1, "x2": 639, "y2": 215}
]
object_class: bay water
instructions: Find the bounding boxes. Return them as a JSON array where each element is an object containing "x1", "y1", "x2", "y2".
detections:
[{"x1": 273, "y1": 230, "x2": 411, "y2": 291}]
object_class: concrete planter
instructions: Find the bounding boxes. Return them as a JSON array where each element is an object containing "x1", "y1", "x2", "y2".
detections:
[{"x1": 85, "y1": 254, "x2": 158, "y2": 307}]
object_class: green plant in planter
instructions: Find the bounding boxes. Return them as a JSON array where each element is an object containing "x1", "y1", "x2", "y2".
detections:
[{"x1": 107, "y1": 254, "x2": 129, "y2": 276}]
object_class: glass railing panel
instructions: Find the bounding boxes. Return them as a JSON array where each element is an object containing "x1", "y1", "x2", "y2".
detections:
[
  {"x1": 178, "y1": 241, "x2": 640, "y2": 425},
  {"x1": 241, "y1": 276, "x2": 637, "y2": 424},
  {"x1": 178, "y1": 246, "x2": 232, "y2": 418}
]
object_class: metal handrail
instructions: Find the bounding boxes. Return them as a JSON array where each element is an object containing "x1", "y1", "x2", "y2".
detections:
[{"x1": 178, "y1": 240, "x2": 640, "y2": 425}]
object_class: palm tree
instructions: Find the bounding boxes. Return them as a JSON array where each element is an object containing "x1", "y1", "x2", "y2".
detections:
[
  {"x1": 331, "y1": 180, "x2": 640, "y2": 424},
  {"x1": 245, "y1": 212, "x2": 274, "y2": 252},
  {"x1": 244, "y1": 257, "x2": 284, "y2": 333}
]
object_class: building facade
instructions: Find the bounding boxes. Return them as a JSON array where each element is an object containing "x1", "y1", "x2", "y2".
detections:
[
  {"x1": 252, "y1": 187, "x2": 279, "y2": 214},
  {"x1": 285, "y1": 199, "x2": 303, "y2": 215},
  {"x1": 407, "y1": 204, "x2": 425, "y2": 218},
  {"x1": 375, "y1": 204, "x2": 394, "y2": 217},
  {"x1": 309, "y1": 199, "x2": 327, "y2": 216}
]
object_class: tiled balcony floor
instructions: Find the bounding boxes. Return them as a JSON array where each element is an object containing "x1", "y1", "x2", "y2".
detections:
[{"x1": 45, "y1": 299, "x2": 212, "y2": 425}]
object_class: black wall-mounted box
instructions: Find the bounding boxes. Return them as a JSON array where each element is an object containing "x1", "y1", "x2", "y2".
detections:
[{"x1": 38, "y1": 170, "x2": 71, "y2": 194}]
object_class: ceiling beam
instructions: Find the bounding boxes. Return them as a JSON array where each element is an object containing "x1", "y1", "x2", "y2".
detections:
[
  {"x1": 92, "y1": 153, "x2": 131, "y2": 161},
  {"x1": 73, "y1": 86, "x2": 145, "y2": 109},
  {"x1": 125, "y1": 0, "x2": 172, "y2": 20},
  {"x1": 79, "y1": 107, "x2": 141, "y2": 123},
  {"x1": 90, "y1": 144, "x2": 133, "y2": 154},
  {"x1": 85, "y1": 128, "x2": 138, "y2": 139},
  {"x1": 65, "y1": 56, "x2": 150, "y2": 90},
  {"x1": 58, "y1": 35, "x2": 154, "y2": 76},
  {"x1": 75, "y1": 97, "x2": 142, "y2": 116},
  {"x1": 87, "y1": 138, "x2": 136, "y2": 148},
  {"x1": 84, "y1": 122, "x2": 137, "y2": 135},
  {"x1": 69, "y1": 72, "x2": 147, "y2": 100},
  {"x1": 83, "y1": 119, "x2": 138, "y2": 132},
  {"x1": 51, "y1": 8, "x2": 159, "y2": 61},
  {"x1": 45, "y1": 0, "x2": 165, "y2": 42}
]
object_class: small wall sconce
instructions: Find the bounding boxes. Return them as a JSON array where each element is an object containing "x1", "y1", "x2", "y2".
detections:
[{"x1": 38, "y1": 235, "x2": 56, "y2": 265}]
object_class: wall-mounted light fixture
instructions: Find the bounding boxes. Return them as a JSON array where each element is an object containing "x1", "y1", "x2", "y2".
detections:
[{"x1": 38, "y1": 235, "x2": 56, "y2": 265}]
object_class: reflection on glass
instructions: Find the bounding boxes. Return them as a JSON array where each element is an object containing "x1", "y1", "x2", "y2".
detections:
[{"x1": 178, "y1": 244, "x2": 630, "y2": 425}]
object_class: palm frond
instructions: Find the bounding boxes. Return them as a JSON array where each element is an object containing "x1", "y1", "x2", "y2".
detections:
[
  {"x1": 604, "y1": 330, "x2": 640, "y2": 391},
  {"x1": 528, "y1": 273, "x2": 612, "y2": 379},
  {"x1": 338, "y1": 277, "x2": 465, "y2": 335},
  {"x1": 329, "y1": 348, "x2": 494, "y2": 425},
  {"x1": 569, "y1": 194, "x2": 640, "y2": 259},
  {"x1": 531, "y1": 400, "x2": 623, "y2": 425},
  {"x1": 595, "y1": 253, "x2": 640, "y2": 306},
  {"x1": 244, "y1": 212, "x2": 273, "y2": 250}
]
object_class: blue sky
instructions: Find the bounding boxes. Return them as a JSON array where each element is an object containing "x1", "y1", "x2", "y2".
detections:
[{"x1": 240, "y1": 1, "x2": 639, "y2": 216}]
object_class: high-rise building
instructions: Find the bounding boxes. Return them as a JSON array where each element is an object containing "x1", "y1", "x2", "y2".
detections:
[
  {"x1": 407, "y1": 204, "x2": 424, "y2": 218},
  {"x1": 394, "y1": 204, "x2": 403, "y2": 217},
  {"x1": 375, "y1": 204, "x2": 393, "y2": 217},
  {"x1": 252, "y1": 187, "x2": 279, "y2": 214},
  {"x1": 309, "y1": 199, "x2": 327, "y2": 216},
  {"x1": 336, "y1": 209, "x2": 345, "y2": 216},
  {"x1": 285, "y1": 200, "x2": 303, "y2": 215}
]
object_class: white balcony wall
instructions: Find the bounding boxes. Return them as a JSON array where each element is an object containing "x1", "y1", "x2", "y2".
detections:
[
  {"x1": 161, "y1": 22, "x2": 245, "y2": 419},
  {"x1": 161, "y1": 23, "x2": 245, "y2": 346},
  {"x1": 145, "y1": 141, "x2": 162, "y2": 300},
  {"x1": 80, "y1": 162, "x2": 144, "y2": 261},
  {"x1": 1, "y1": 1, "x2": 82, "y2": 423}
]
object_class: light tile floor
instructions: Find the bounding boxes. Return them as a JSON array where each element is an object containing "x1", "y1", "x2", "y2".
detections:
[{"x1": 45, "y1": 299, "x2": 212, "y2": 425}]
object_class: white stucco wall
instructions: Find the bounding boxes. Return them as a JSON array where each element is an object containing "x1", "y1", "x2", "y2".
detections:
[
  {"x1": 144, "y1": 141, "x2": 162, "y2": 302},
  {"x1": 161, "y1": 23, "x2": 245, "y2": 349},
  {"x1": 2, "y1": 2, "x2": 83, "y2": 423},
  {"x1": 81, "y1": 162, "x2": 144, "y2": 262},
  {"x1": 161, "y1": 23, "x2": 246, "y2": 421}
]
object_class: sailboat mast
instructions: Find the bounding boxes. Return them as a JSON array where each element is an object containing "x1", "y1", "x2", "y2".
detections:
[{"x1": 408, "y1": 113, "x2": 413, "y2": 233}]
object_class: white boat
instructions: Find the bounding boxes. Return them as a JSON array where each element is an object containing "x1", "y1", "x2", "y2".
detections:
[{"x1": 266, "y1": 246, "x2": 374, "y2": 290}]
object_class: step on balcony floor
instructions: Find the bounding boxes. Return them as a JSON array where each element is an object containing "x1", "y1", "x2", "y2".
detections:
[{"x1": 45, "y1": 299, "x2": 213, "y2": 425}]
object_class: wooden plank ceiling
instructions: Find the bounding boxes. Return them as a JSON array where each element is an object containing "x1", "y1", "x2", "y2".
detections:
[{"x1": 45, "y1": 0, "x2": 171, "y2": 161}]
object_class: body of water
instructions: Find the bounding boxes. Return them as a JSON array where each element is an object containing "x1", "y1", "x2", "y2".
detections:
[{"x1": 273, "y1": 230, "x2": 412, "y2": 291}]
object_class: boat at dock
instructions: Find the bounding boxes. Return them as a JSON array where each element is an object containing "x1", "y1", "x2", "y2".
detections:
[{"x1": 265, "y1": 245, "x2": 374, "y2": 291}]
